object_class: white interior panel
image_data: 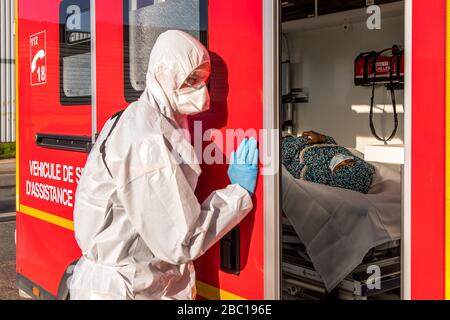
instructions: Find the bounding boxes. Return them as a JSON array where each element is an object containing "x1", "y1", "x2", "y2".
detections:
[{"x1": 285, "y1": 13, "x2": 404, "y2": 152}]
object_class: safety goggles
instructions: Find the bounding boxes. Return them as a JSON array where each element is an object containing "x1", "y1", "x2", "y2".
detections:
[{"x1": 181, "y1": 63, "x2": 211, "y2": 89}]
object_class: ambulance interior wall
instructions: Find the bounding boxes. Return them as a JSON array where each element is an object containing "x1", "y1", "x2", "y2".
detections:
[{"x1": 285, "y1": 14, "x2": 404, "y2": 152}]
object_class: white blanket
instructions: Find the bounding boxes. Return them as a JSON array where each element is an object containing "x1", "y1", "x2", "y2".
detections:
[{"x1": 282, "y1": 157, "x2": 401, "y2": 291}]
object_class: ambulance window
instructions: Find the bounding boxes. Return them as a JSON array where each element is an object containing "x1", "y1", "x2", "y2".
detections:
[
  {"x1": 60, "y1": 0, "x2": 91, "y2": 105},
  {"x1": 123, "y1": 0, "x2": 208, "y2": 102}
]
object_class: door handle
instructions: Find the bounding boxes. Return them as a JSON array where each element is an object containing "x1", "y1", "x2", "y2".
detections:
[{"x1": 220, "y1": 226, "x2": 241, "y2": 275}]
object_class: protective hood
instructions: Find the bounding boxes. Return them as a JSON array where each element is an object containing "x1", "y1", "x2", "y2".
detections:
[{"x1": 140, "y1": 30, "x2": 211, "y2": 126}]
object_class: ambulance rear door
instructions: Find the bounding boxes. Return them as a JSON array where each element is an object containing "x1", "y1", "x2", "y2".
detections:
[{"x1": 93, "y1": 0, "x2": 277, "y2": 300}]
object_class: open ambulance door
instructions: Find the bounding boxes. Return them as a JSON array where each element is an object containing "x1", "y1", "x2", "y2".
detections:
[
  {"x1": 16, "y1": 0, "x2": 280, "y2": 300},
  {"x1": 93, "y1": 0, "x2": 280, "y2": 300}
]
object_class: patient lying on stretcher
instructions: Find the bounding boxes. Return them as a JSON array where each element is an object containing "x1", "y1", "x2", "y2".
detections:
[{"x1": 282, "y1": 131, "x2": 375, "y2": 193}]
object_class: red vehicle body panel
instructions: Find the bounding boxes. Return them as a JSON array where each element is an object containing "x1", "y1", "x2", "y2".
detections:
[
  {"x1": 411, "y1": 0, "x2": 446, "y2": 299},
  {"x1": 17, "y1": 0, "x2": 264, "y2": 299},
  {"x1": 15, "y1": 0, "x2": 449, "y2": 300}
]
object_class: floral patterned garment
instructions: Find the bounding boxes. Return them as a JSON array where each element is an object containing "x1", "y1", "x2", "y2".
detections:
[{"x1": 281, "y1": 135, "x2": 375, "y2": 194}]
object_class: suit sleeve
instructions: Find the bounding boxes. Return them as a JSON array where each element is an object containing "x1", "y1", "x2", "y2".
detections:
[{"x1": 117, "y1": 163, "x2": 253, "y2": 265}]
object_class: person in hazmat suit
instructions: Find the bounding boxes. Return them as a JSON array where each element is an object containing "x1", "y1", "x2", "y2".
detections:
[{"x1": 68, "y1": 30, "x2": 259, "y2": 300}]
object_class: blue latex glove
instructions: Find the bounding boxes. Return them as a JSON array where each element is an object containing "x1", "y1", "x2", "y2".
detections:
[{"x1": 228, "y1": 137, "x2": 259, "y2": 196}]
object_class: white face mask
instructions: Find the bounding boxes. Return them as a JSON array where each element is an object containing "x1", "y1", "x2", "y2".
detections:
[
  {"x1": 173, "y1": 85, "x2": 210, "y2": 115},
  {"x1": 329, "y1": 154, "x2": 354, "y2": 172}
]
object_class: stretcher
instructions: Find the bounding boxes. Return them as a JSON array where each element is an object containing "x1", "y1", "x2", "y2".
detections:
[
  {"x1": 281, "y1": 151, "x2": 402, "y2": 290},
  {"x1": 282, "y1": 217, "x2": 401, "y2": 300}
]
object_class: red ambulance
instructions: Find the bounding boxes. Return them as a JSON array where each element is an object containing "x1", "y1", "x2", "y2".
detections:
[{"x1": 15, "y1": 0, "x2": 449, "y2": 300}]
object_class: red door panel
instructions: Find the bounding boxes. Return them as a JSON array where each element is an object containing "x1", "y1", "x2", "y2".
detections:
[
  {"x1": 411, "y1": 0, "x2": 446, "y2": 299},
  {"x1": 95, "y1": 0, "x2": 264, "y2": 299},
  {"x1": 192, "y1": 0, "x2": 264, "y2": 300},
  {"x1": 17, "y1": 0, "x2": 265, "y2": 299}
]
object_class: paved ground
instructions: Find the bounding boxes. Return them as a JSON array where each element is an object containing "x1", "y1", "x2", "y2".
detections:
[
  {"x1": 0, "y1": 159, "x2": 15, "y2": 216},
  {"x1": 0, "y1": 221, "x2": 19, "y2": 300},
  {"x1": 0, "y1": 159, "x2": 18, "y2": 299},
  {"x1": 0, "y1": 159, "x2": 14, "y2": 171}
]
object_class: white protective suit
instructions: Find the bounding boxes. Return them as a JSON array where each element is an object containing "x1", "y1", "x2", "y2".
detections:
[{"x1": 69, "y1": 30, "x2": 253, "y2": 300}]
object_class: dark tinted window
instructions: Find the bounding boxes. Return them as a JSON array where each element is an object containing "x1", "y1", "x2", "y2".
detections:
[{"x1": 59, "y1": 0, "x2": 91, "y2": 105}]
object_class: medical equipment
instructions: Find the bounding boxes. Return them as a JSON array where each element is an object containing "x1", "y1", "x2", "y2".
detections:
[
  {"x1": 354, "y1": 46, "x2": 404, "y2": 86},
  {"x1": 354, "y1": 46, "x2": 404, "y2": 143}
]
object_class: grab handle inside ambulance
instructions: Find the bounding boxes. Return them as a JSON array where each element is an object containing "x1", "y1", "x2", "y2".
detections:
[{"x1": 35, "y1": 133, "x2": 93, "y2": 153}]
